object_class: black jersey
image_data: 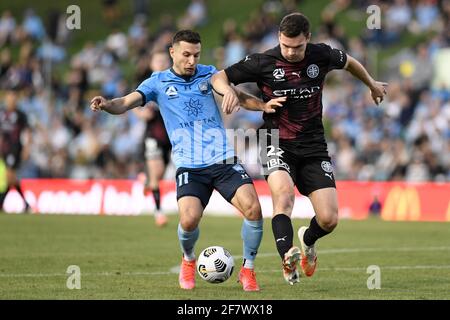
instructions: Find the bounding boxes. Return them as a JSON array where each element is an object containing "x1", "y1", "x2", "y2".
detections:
[
  {"x1": 225, "y1": 43, "x2": 347, "y2": 147},
  {"x1": 0, "y1": 108, "x2": 28, "y2": 157},
  {"x1": 143, "y1": 107, "x2": 170, "y2": 145}
]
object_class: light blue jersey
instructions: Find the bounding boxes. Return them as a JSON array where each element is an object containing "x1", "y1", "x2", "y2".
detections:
[{"x1": 136, "y1": 64, "x2": 235, "y2": 168}]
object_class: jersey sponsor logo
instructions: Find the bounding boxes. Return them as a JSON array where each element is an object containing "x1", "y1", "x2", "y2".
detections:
[
  {"x1": 273, "y1": 86, "x2": 320, "y2": 99},
  {"x1": 183, "y1": 98, "x2": 203, "y2": 117},
  {"x1": 165, "y1": 85, "x2": 178, "y2": 98},
  {"x1": 198, "y1": 81, "x2": 209, "y2": 94},
  {"x1": 244, "y1": 55, "x2": 251, "y2": 62},
  {"x1": 272, "y1": 68, "x2": 285, "y2": 81},
  {"x1": 321, "y1": 161, "x2": 333, "y2": 173},
  {"x1": 292, "y1": 71, "x2": 301, "y2": 78},
  {"x1": 267, "y1": 158, "x2": 290, "y2": 172},
  {"x1": 307, "y1": 64, "x2": 320, "y2": 78},
  {"x1": 178, "y1": 116, "x2": 217, "y2": 128}
]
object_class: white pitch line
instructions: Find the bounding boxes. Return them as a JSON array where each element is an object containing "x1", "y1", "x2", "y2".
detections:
[
  {"x1": 1, "y1": 247, "x2": 449, "y2": 278},
  {"x1": 1, "y1": 265, "x2": 450, "y2": 278}
]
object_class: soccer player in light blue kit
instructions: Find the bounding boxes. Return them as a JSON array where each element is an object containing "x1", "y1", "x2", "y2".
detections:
[{"x1": 90, "y1": 30, "x2": 285, "y2": 291}]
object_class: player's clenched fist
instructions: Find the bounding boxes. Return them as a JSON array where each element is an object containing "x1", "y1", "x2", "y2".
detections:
[{"x1": 90, "y1": 96, "x2": 108, "y2": 112}]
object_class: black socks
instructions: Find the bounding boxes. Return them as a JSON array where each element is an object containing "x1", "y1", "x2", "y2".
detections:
[
  {"x1": 303, "y1": 216, "x2": 330, "y2": 246},
  {"x1": 152, "y1": 188, "x2": 161, "y2": 210},
  {"x1": 272, "y1": 214, "x2": 293, "y2": 259}
]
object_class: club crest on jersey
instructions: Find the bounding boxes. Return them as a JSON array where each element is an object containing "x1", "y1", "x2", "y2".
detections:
[
  {"x1": 307, "y1": 64, "x2": 319, "y2": 78},
  {"x1": 165, "y1": 85, "x2": 178, "y2": 98},
  {"x1": 321, "y1": 161, "x2": 333, "y2": 173},
  {"x1": 198, "y1": 81, "x2": 209, "y2": 94},
  {"x1": 272, "y1": 68, "x2": 285, "y2": 81},
  {"x1": 183, "y1": 98, "x2": 203, "y2": 117}
]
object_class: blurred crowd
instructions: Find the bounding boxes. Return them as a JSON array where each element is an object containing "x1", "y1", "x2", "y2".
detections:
[{"x1": 0, "y1": 0, "x2": 449, "y2": 182}]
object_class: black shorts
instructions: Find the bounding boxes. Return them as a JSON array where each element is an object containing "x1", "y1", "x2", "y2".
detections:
[
  {"x1": 175, "y1": 158, "x2": 253, "y2": 208},
  {"x1": 143, "y1": 137, "x2": 171, "y2": 165},
  {"x1": 260, "y1": 141, "x2": 336, "y2": 196}
]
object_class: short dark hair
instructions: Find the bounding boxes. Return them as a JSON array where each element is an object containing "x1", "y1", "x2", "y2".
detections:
[
  {"x1": 172, "y1": 30, "x2": 201, "y2": 46},
  {"x1": 279, "y1": 13, "x2": 310, "y2": 37}
]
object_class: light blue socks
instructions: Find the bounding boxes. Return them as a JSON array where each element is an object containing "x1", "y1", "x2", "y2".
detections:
[
  {"x1": 241, "y1": 219, "x2": 263, "y2": 269},
  {"x1": 177, "y1": 224, "x2": 199, "y2": 261}
]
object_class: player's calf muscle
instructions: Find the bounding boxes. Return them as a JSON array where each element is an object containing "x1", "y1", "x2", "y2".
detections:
[{"x1": 272, "y1": 192, "x2": 295, "y2": 215}]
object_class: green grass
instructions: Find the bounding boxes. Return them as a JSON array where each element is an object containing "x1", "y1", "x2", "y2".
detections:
[{"x1": 0, "y1": 214, "x2": 449, "y2": 300}]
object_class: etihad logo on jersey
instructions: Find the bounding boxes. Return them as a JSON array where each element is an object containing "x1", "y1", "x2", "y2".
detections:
[
  {"x1": 273, "y1": 86, "x2": 321, "y2": 99},
  {"x1": 272, "y1": 68, "x2": 285, "y2": 81},
  {"x1": 165, "y1": 85, "x2": 178, "y2": 99}
]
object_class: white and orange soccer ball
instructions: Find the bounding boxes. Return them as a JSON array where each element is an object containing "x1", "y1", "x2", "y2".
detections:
[{"x1": 197, "y1": 246, "x2": 234, "y2": 283}]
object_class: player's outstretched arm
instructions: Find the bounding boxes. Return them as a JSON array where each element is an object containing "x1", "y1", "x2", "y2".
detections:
[
  {"x1": 90, "y1": 92, "x2": 143, "y2": 115},
  {"x1": 344, "y1": 54, "x2": 388, "y2": 105},
  {"x1": 211, "y1": 70, "x2": 286, "y2": 114},
  {"x1": 234, "y1": 88, "x2": 286, "y2": 114}
]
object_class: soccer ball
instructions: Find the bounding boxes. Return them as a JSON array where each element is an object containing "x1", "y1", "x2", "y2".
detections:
[{"x1": 197, "y1": 246, "x2": 234, "y2": 283}]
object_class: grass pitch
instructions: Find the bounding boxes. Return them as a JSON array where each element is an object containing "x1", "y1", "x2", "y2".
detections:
[{"x1": 0, "y1": 214, "x2": 449, "y2": 300}]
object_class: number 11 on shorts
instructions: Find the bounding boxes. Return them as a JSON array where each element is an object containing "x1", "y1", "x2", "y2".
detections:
[{"x1": 178, "y1": 172, "x2": 189, "y2": 186}]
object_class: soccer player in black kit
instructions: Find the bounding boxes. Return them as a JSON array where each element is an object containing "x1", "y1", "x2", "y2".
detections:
[
  {"x1": 0, "y1": 89, "x2": 31, "y2": 212},
  {"x1": 133, "y1": 49, "x2": 172, "y2": 227},
  {"x1": 213, "y1": 13, "x2": 387, "y2": 284}
]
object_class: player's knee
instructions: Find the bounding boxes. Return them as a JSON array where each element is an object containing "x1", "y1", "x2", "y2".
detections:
[
  {"x1": 242, "y1": 201, "x2": 262, "y2": 221},
  {"x1": 318, "y1": 210, "x2": 339, "y2": 232},
  {"x1": 179, "y1": 209, "x2": 201, "y2": 231},
  {"x1": 179, "y1": 217, "x2": 199, "y2": 231}
]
